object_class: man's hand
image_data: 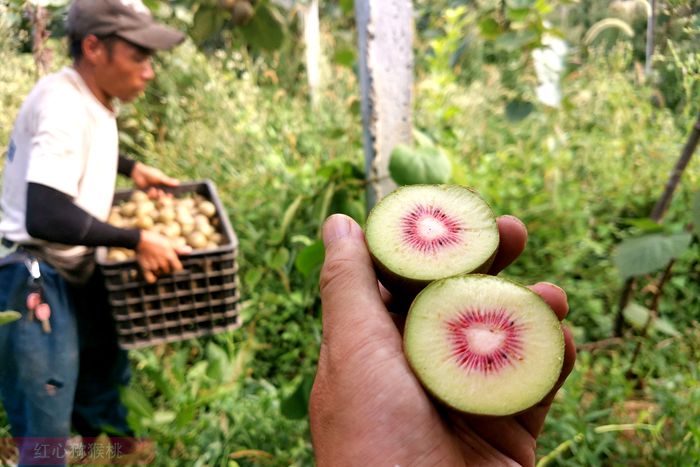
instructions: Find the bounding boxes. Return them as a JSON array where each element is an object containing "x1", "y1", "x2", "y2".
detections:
[
  {"x1": 310, "y1": 214, "x2": 576, "y2": 467},
  {"x1": 131, "y1": 162, "x2": 179, "y2": 189},
  {"x1": 136, "y1": 230, "x2": 190, "y2": 283}
]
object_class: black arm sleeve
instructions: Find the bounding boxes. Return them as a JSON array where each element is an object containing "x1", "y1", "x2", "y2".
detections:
[
  {"x1": 26, "y1": 182, "x2": 141, "y2": 249},
  {"x1": 118, "y1": 154, "x2": 137, "y2": 177}
]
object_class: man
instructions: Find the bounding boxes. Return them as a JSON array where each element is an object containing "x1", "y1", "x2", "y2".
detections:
[{"x1": 0, "y1": 0, "x2": 188, "y2": 464}]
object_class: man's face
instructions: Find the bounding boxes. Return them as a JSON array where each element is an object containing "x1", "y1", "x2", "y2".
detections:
[{"x1": 94, "y1": 38, "x2": 155, "y2": 102}]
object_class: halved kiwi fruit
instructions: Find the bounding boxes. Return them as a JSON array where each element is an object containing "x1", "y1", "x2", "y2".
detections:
[
  {"x1": 404, "y1": 274, "x2": 565, "y2": 416},
  {"x1": 365, "y1": 185, "x2": 499, "y2": 295}
]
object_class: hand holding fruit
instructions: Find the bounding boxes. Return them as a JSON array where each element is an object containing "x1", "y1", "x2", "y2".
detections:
[
  {"x1": 136, "y1": 230, "x2": 190, "y2": 284},
  {"x1": 106, "y1": 189, "x2": 226, "y2": 265},
  {"x1": 130, "y1": 162, "x2": 179, "y2": 190},
  {"x1": 310, "y1": 213, "x2": 576, "y2": 466}
]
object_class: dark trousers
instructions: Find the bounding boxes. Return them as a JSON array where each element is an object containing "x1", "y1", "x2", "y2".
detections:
[{"x1": 0, "y1": 261, "x2": 132, "y2": 466}]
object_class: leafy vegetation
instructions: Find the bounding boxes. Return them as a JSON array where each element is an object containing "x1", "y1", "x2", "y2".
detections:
[{"x1": 1, "y1": 0, "x2": 700, "y2": 465}]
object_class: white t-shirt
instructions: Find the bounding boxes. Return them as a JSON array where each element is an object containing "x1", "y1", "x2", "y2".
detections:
[{"x1": 0, "y1": 66, "x2": 119, "y2": 260}]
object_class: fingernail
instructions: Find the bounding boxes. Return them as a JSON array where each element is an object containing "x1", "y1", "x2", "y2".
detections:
[
  {"x1": 322, "y1": 214, "x2": 352, "y2": 247},
  {"x1": 534, "y1": 282, "x2": 567, "y2": 296},
  {"x1": 501, "y1": 214, "x2": 526, "y2": 229}
]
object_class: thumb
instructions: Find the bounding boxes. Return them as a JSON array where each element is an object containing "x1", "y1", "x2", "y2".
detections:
[
  {"x1": 174, "y1": 245, "x2": 192, "y2": 256},
  {"x1": 162, "y1": 175, "x2": 179, "y2": 187},
  {"x1": 319, "y1": 214, "x2": 397, "y2": 349}
]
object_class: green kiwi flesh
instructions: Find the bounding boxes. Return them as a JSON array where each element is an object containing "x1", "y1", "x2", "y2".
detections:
[
  {"x1": 365, "y1": 185, "x2": 499, "y2": 294},
  {"x1": 404, "y1": 274, "x2": 565, "y2": 416}
]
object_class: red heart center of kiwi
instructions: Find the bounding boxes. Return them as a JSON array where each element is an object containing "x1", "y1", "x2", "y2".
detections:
[
  {"x1": 401, "y1": 205, "x2": 463, "y2": 254},
  {"x1": 446, "y1": 309, "x2": 524, "y2": 374}
]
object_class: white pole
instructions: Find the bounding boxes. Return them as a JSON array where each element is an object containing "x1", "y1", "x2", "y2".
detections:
[
  {"x1": 355, "y1": 0, "x2": 413, "y2": 209},
  {"x1": 303, "y1": 0, "x2": 321, "y2": 105},
  {"x1": 644, "y1": 0, "x2": 656, "y2": 78}
]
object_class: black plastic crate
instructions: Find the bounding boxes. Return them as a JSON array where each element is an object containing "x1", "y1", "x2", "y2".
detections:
[{"x1": 96, "y1": 180, "x2": 240, "y2": 349}]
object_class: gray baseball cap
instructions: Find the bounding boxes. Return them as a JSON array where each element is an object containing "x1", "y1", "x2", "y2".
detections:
[{"x1": 66, "y1": 0, "x2": 185, "y2": 50}]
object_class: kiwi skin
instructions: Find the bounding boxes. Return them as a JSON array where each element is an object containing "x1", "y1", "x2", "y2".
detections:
[
  {"x1": 403, "y1": 274, "x2": 565, "y2": 417},
  {"x1": 370, "y1": 248, "x2": 497, "y2": 300}
]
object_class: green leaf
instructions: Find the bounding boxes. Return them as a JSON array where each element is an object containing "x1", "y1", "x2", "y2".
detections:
[
  {"x1": 534, "y1": 0, "x2": 555, "y2": 14},
  {"x1": 317, "y1": 182, "x2": 337, "y2": 231},
  {"x1": 206, "y1": 342, "x2": 230, "y2": 383},
  {"x1": 149, "y1": 367, "x2": 177, "y2": 400},
  {"x1": 494, "y1": 30, "x2": 539, "y2": 51},
  {"x1": 506, "y1": 8, "x2": 531, "y2": 21},
  {"x1": 266, "y1": 247, "x2": 290, "y2": 270},
  {"x1": 0, "y1": 310, "x2": 21, "y2": 325},
  {"x1": 339, "y1": 0, "x2": 354, "y2": 14},
  {"x1": 505, "y1": 99, "x2": 534, "y2": 122},
  {"x1": 412, "y1": 128, "x2": 435, "y2": 148},
  {"x1": 349, "y1": 99, "x2": 361, "y2": 116},
  {"x1": 338, "y1": 198, "x2": 366, "y2": 225},
  {"x1": 152, "y1": 410, "x2": 177, "y2": 426},
  {"x1": 333, "y1": 49, "x2": 356, "y2": 67},
  {"x1": 142, "y1": 0, "x2": 159, "y2": 10},
  {"x1": 244, "y1": 267, "x2": 264, "y2": 288},
  {"x1": 268, "y1": 195, "x2": 304, "y2": 245},
  {"x1": 187, "y1": 360, "x2": 209, "y2": 382},
  {"x1": 191, "y1": 6, "x2": 226, "y2": 44},
  {"x1": 652, "y1": 318, "x2": 681, "y2": 337},
  {"x1": 120, "y1": 386, "x2": 155, "y2": 419},
  {"x1": 175, "y1": 404, "x2": 196, "y2": 429},
  {"x1": 295, "y1": 240, "x2": 325, "y2": 278},
  {"x1": 692, "y1": 190, "x2": 700, "y2": 237},
  {"x1": 613, "y1": 233, "x2": 693, "y2": 279},
  {"x1": 478, "y1": 18, "x2": 500, "y2": 39},
  {"x1": 241, "y1": 4, "x2": 285, "y2": 51},
  {"x1": 280, "y1": 374, "x2": 315, "y2": 420},
  {"x1": 623, "y1": 303, "x2": 650, "y2": 330},
  {"x1": 389, "y1": 144, "x2": 452, "y2": 186},
  {"x1": 624, "y1": 218, "x2": 664, "y2": 233}
]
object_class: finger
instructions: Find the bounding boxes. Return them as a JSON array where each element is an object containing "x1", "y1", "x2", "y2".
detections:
[
  {"x1": 516, "y1": 325, "x2": 576, "y2": 437},
  {"x1": 527, "y1": 282, "x2": 569, "y2": 320},
  {"x1": 159, "y1": 260, "x2": 172, "y2": 275},
  {"x1": 450, "y1": 412, "x2": 537, "y2": 467},
  {"x1": 156, "y1": 173, "x2": 179, "y2": 187},
  {"x1": 175, "y1": 245, "x2": 192, "y2": 255},
  {"x1": 143, "y1": 269, "x2": 157, "y2": 284},
  {"x1": 488, "y1": 215, "x2": 528, "y2": 275},
  {"x1": 147, "y1": 188, "x2": 164, "y2": 199},
  {"x1": 319, "y1": 215, "x2": 400, "y2": 352},
  {"x1": 162, "y1": 176, "x2": 179, "y2": 187},
  {"x1": 169, "y1": 254, "x2": 183, "y2": 273}
]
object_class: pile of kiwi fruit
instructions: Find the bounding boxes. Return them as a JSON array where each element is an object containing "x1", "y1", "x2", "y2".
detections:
[
  {"x1": 106, "y1": 190, "x2": 225, "y2": 262},
  {"x1": 365, "y1": 185, "x2": 565, "y2": 417}
]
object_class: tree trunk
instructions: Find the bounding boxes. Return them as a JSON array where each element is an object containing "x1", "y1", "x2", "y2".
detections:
[
  {"x1": 650, "y1": 111, "x2": 700, "y2": 221},
  {"x1": 355, "y1": 0, "x2": 413, "y2": 209},
  {"x1": 614, "y1": 110, "x2": 700, "y2": 336},
  {"x1": 27, "y1": 4, "x2": 52, "y2": 76}
]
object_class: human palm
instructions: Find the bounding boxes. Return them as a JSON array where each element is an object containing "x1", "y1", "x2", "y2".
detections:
[{"x1": 310, "y1": 215, "x2": 576, "y2": 467}]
